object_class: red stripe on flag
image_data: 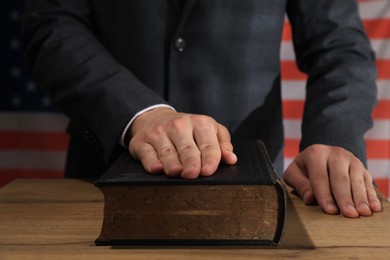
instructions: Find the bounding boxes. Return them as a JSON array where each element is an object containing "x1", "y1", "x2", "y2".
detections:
[
  {"x1": 282, "y1": 100, "x2": 390, "y2": 119},
  {"x1": 284, "y1": 139, "x2": 390, "y2": 159},
  {"x1": 377, "y1": 60, "x2": 390, "y2": 79},
  {"x1": 281, "y1": 61, "x2": 307, "y2": 80},
  {"x1": 283, "y1": 19, "x2": 390, "y2": 41},
  {"x1": 283, "y1": 100, "x2": 304, "y2": 119},
  {"x1": 284, "y1": 139, "x2": 300, "y2": 157},
  {"x1": 0, "y1": 132, "x2": 69, "y2": 151},
  {"x1": 373, "y1": 100, "x2": 390, "y2": 119},
  {"x1": 366, "y1": 140, "x2": 390, "y2": 159},
  {"x1": 363, "y1": 19, "x2": 390, "y2": 39},
  {"x1": 281, "y1": 60, "x2": 390, "y2": 80},
  {"x1": 0, "y1": 169, "x2": 64, "y2": 188},
  {"x1": 282, "y1": 23, "x2": 293, "y2": 41}
]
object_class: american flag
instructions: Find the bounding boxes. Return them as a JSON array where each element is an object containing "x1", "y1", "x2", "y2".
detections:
[
  {"x1": 1, "y1": 0, "x2": 389, "y2": 199},
  {"x1": 0, "y1": 1, "x2": 69, "y2": 186}
]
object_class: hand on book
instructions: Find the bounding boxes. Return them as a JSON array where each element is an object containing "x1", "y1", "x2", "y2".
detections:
[
  {"x1": 283, "y1": 144, "x2": 382, "y2": 218},
  {"x1": 128, "y1": 108, "x2": 238, "y2": 179}
]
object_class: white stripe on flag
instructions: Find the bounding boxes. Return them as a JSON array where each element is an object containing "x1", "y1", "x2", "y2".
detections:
[
  {"x1": 283, "y1": 120, "x2": 301, "y2": 139},
  {"x1": 365, "y1": 120, "x2": 390, "y2": 140},
  {"x1": 359, "y1": 0, "x2": 390, "y2": 19},
  {"x1": 281, "y1": 42, "x2": 295, "y2": 61},
  {"x1": 281, "y1": 81, "x2": 305, "y2": 100},
  {"x1": 377, "y1": 80, "x2": 390, "y2": 99},
  {"x1": 281, "y1": 40, "x2": 390, "y2": 61},
  {"x1": 371, "y1": 40, "x2": 390, "y2": 59},
  {"x1": 281, "y1": 80, "x2": 390, "y2": 100},
  {"x1": 284, "y1": 119, "x2": 390, "y2": 140},
  {"x1": 283, "y1": 158, "x2": 294, "y2": 172},
  {"x1": 367, "y1": 159, "x2": 390, "y2": 179}
]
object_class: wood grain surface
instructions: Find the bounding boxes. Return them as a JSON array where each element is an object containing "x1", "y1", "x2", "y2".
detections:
[{"x1": 0, "y1": 179, "x2": 389, "y2": 259}]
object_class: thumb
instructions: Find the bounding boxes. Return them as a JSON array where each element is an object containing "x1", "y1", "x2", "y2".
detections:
[
  {"x1": 217, "y1": 124, "x2": 237, "y2": 165},
  {"x1": 284, "y1": 161, "x2": 316, "y2": 205}
]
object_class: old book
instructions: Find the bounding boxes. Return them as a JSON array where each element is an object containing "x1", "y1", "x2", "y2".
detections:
[{"x1": 95, "y1": 140, "x2": 287, "y2": 246}]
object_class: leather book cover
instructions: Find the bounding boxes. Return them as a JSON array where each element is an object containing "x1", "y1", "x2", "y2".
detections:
[{"x1": 95, "y1": 139, "x2": 287, "y2": 246}]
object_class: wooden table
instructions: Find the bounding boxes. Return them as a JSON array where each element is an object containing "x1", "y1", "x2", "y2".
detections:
[{"x1": 0, "y1": 179, "x2": 389, "y2": 259}]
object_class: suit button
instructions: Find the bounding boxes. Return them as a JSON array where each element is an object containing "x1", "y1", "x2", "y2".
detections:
[{"x1": 174, "y1": 37, "x2": 185, "y2": 52}]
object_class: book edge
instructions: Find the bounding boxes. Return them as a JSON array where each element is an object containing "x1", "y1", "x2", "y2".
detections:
[
  {"x1": 271, "y1": 179, "x2": 287, "y2": 245},
  {"x1": 95, "y1": 140, "x2": 279, "y2": 187}
]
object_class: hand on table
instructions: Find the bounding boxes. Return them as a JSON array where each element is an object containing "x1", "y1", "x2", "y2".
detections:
[
  {"x1": 283, "y1": 144, "x2": 382, "y2": 218},
  {"x1": 128, "y1": 108, "x2": 237, "y2": 179}
]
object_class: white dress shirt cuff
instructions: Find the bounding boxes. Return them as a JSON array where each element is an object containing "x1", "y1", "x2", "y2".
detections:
[{"x1": 120, "y1": 104, "x2": 176, "y2": 148}]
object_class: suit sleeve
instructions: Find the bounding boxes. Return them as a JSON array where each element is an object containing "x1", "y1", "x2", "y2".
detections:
[
  {"x1": 22, "y1": 0, "x2": 170, "y2": 163},
  {"x1": 286, "y1": 0, "x2": 377, "y2": 165}
]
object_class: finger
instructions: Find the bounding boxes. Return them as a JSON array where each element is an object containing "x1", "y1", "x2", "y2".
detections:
[
  {"x1": 169, "y1": 136, "x2": 202, "y2": 179},
  {"x1": 305, "y1": 154, "x2": 339, "y2": 215},
  {"x1": 217, "y1": 124, "x2": 237, "y2": 165},
  {"x1": 167, "y1": 116, "x2": 203, "y2": 179},
  {"x1": 149, "y1": 135, "x2": 183, "y2": 177},
  {"x1": 129, "y1": 141, "x2": 163, "y2": 174},
  {"x1": 283, "y1": 160, "x2": 315, "y2": 204},
  {"x1": 190, "y1": 117, "x2": 225, "y2": 176},
  {"x1": 328, "y1": 158, "x2": 359, "y2": 218},
  {"x1": 350, "y1": 162, "x2": 372, "y2": 216},
  {"x1": 364, "y1": 170, "x2": 382, "y2": 212}
]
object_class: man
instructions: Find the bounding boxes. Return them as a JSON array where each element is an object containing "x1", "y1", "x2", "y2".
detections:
[{"x1": 22, "y1": 0, "x2": 381, "y2": 218}]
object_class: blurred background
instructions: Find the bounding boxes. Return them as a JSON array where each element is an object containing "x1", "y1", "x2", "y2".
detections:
[{"x1": 1, "y1": 0, "x2": 389, "y2": 199}]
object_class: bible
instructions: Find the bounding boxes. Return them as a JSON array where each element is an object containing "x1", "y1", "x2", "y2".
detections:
[{"x1": 95, "y1": 140, "x2": 287, "y2": 246}]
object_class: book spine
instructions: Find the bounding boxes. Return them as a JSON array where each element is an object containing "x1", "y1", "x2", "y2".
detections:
[{"x1": 272, "y1": 179, "x2": 287, "y2": 245}]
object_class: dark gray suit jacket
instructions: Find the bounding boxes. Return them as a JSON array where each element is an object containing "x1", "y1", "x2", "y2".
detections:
[{"x1": 23, "y1": 0, "x2": 377, "y2": 178}]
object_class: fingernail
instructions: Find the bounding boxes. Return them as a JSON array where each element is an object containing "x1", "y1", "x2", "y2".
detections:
[
  {"x1": 326, "y1": 202, "x2": 338, "y2": 212},
  {"x1": 360, "y1": 203, "x2": 370, "y2": 211},
  {"x1": 372, "y1": 200, "x2": 382, "y2": 210},
  {"x1": 346, "y1": 203, "x2": 357, "y2": 211}
]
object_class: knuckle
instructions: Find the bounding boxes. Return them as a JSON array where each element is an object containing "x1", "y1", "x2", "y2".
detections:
[
  {"x1": 350, "y1": 173, "x2": 364, "y2": 185},
  {"x1": 191, "y1": 114, "x2": 214, "y2": 127},
  {"x1": 198, "y1": 142, "x2": 216, "y2": 151},
  {"x1": 350, "y1": 156, "x2": 364, "y2": 166},
  {"x1": 333, "y1": 173, "x2": 350, "y2": 183},
  {"x1": 179, "y1": 143, "x2": 197, "y2": 153},
  {"x1": 363, "y1": 170, "x2": 373, "y2": 184},
  {"x1": 142, "y1": 126, "x2": 165, "y2": 141},
  {"x1": 328, "y1": 150, "x2": 349, "y2": 164},
  {"x1": 154, "y1": 125, "x2": 166, "y2": 136},
  {"x1": 332, "y1": 146, "x2": 346, "y2": 157},
  {"x1": 316, "y1": 172, "x2": 331, "y2": 183},
  {"x1": 182, "y1": 157, "x2": 201, "y2": 166},
  {"x1": 170, "y1": 117, "x2": 189, "y2": 132},
  {"x1": 328, "y1": 157, "x2": 343, "y2": 166},
  {"x1": 160, "y1": 145, "x2": 175, "y2": 154},
  {"x1": 306, "y1": 144, "x2": 327, "y2": 154},
  {"x1": 302, "y1": 146, "x2": 324, "y2": 162}
]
